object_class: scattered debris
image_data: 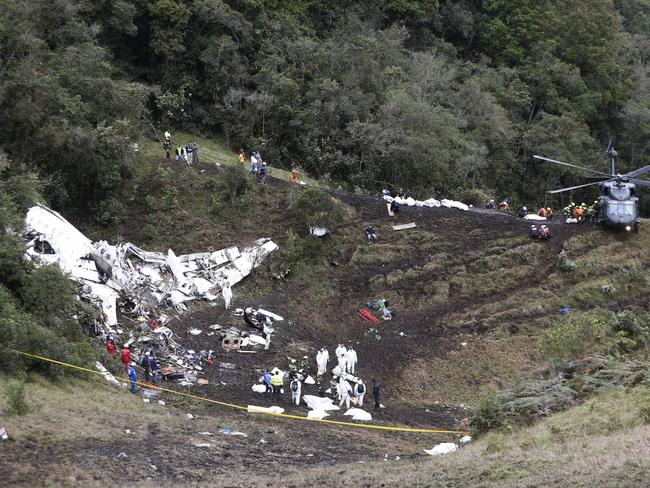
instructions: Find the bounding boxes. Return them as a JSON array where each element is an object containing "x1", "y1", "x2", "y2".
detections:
[
  {"x1": 459, "y1": 435, "x2": 472, "y2": 444},
  {"x1": 193, "y1": 443, "x2": 212, "y2": 448},
  {"x1": 186, "y1": 413, "x2": 194, "y2": 419},
  {"x1": 95, "y1": 361, "x2": 120, "y2": 386},
  {"x1": 252, "y1": 384, "x2": 267, "y2": 393},
  {"x1": 0, "y1": 427, "x2": 8, "y2": 441},
  {"x1": 189, "y1": 329, "x2": 202, "y2": 336},
  {"x1": 247, "y1": 405, "x2": 285, "y2": 414},
  {"x1": 158, "y1": 400, "x2": 166, "y2": 406},
  {"x1": 392, "y1": 222, "x2": 417, "y2": 231},
  {"x1": 199, "y1": 432, "x2": 213, "y2": 436},
  {"x1": 423, "y1": 443, "x2": 458, "y2": 456},
  {"x1": 117, "y1": 452, "x2": 128, "y2": 458},
  {"x1": 383, "y1": 195, "x2": 469, "y2": 211},
  {"x1": 222, "y1": 428, "x2": 248, "y2": 437},
  {"x1": 309, "y1": 227, "x2": 329, "y2": 237},
  {"x1": 22, "y1": 204, "x2": 278, "y2": 327}
]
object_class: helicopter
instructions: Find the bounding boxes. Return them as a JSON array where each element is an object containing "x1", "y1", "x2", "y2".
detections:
[{"x1": 533, "y1": 144, "x2": 650, "y2": 232}]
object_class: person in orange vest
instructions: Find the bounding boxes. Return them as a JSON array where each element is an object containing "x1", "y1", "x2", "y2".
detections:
[
  {"x1": 538, "y1": 207, "x2": 547, "y2": 218},
  {"x1": 574, "y1": 206, "x2": 585, "y2": 221},
  {"x1": 106, "y1": 337, "x2": 116, "y2": 357},
  {"x1": 546, "y1": 207, "x2": 553, "y2": 220},
  {"x1": 290, "y1": 167, "x2": 298, "y2": 184}
]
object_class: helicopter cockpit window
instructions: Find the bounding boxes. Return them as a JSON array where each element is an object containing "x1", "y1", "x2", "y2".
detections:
[{"x1": 622, "y1": 203, "x2": 635, "y2": 216}]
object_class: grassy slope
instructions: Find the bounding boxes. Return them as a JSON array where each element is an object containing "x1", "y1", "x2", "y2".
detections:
[
  {"x1": 3, "y1": 375, "x2": 650, "y2": 487},
  {"x1": 141, "y1": 131, "x2": 324, "y2": 187}
]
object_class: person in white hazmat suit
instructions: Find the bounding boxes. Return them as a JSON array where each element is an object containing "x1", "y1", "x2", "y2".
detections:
[
  {"x1": 354, "y1": 381, "x2": 366, "y2": 407},
  {"x1": 335, "y1": 344, "x2": 345, "y2": 359},
  {"x1": 346, "y1": 347, "x2": 357, "y2": 374},
  {"x1": 316, "y1": 349, "x2": 328, "y2": 375},
  {"x1": 290, "y1": 378, "x2": 302, "y2": 406},
  {"x1": 339, "y1": 378, "x2": 353, "y2": 409},
  {"x1": 221, "y1": 282, "x2": 233, "y2": 309},
  {"x1": 337, "y1": 352, "x2": 347, "y2": 372}
]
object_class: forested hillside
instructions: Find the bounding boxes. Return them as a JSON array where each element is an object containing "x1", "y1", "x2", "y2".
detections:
[{"x1": 2, "y1": 0, "x2": 650, "y2": 219}]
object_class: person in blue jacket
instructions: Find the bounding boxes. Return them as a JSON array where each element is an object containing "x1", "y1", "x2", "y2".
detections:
[
  {"x1": 262, "y1": 369, "x2": 272, "y2": 395},
  {"x1": 128, "y1": 362, "x2": 138, "y2": 393}
]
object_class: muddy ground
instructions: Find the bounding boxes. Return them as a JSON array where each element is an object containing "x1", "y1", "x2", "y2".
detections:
[{"x1": 2, "y1": 161, "x2": 605, "y2": 486}]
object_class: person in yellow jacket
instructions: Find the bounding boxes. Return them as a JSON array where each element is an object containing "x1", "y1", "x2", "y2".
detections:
[
  {"x1": 270, "y1": 371, "x2": 284, "y2": 396},
  {"x1": 238, "y1": 148, "x2": 245, "y2": 165}
]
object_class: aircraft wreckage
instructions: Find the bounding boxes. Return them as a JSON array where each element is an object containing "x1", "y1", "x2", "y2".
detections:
[{"x1": 22, "y1": 205, "x2": 278, "y2": 328}]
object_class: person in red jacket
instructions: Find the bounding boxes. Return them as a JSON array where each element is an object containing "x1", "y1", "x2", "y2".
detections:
[
  {"x1": 106, "y1": 338, "x2": 116, "y2": 357},
  {"x1": 120, "y1": 345, "x2": 132, "y2": 372}
]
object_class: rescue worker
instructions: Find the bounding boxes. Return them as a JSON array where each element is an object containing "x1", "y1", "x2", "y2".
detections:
[
  {"x1": 346, "y1": 347, "x2": 357, "y2": 374},
  {"x1": 397, "y1": 187, "x2": 405, "y2": 198},
  {"x1": 498, "y1": 199, "x2": 510, "y2": 212},
  {"x1": 290, "y1": 377, "x2": 302, "y2": 406},
  {"x1": 389, "y1": 199, "x2": 400, "y2": 216},
  {"x1": 258, "y1": 161, "x2": 268, "y2": 184},
  {"x1": 149, "y1": 353, "x2": 159, "y2": 384},
  {"x1": 185, "y1": 143, "x2": 194, "y2": 165},
  {"x1": 262, "y1": 370, "x2": 272, "y2": 395},
  {"x1": 537, "y1": 225, "x2": 551, "y2": 240},
  {"x1": 339, "y1": 378, "x2": 352, "y2": 409},
  {"x1": 529, "y1": 224, "x2": 537, "y2": 238},
  {"x1": 300, "y1": 355, "x2": 310, "y2": 376},
  {"x1": 164, "y1": 130, "x2": 171, "y2": 142},
  {"x1": 175, "y1": 145, "x2": 183, "y2": 160},
  {"x1": 128, "y1": 362, "x2": 138, "y2": 393},
  {"x1": 316, "y1": 375, "x2": 325, "y2": 397},
  {"x1": 163, "y1": 140, "x2": 172, "y2": 159},
  {"x1": 574, "y1": 206, "x2": 585, "y2": 222},
  {"x1": 365, "y1": 226, "x2": 377, "y2": 242},
  {"x1": 288, "y1": 359, "x2": 298, "y2": 379},
  {"x1": 486, "y1": 199, "x2": 495, "y2": 209},
  {"x1": 538, "y1": 207, "x2": 547, "y2": 218},
  {"x1": 354, "y1": 381, "x2": 366, "y2": 407},
  {"x1": 517, "y1": 206, "x2": 527, "y2": 218},
  {"x1": 120, "y1": 345, "x2": 132, "y2": 372},
  {"x1": 270, "y1": 371, "x2": 283, "y2": 396},
  {"x1": 238, "y1": 148, "x2": 245, "y2": 165},
  {"x1": 141, "y1": 351, "x2": 152, "y2": 383},
  {"x1": 372, "y1": 379, "x2": 381, "y2": 410},
  {"x1": 290, "y1": 167, "x2": 298, "y2": 184},
  {"x1": 106, "y1": 336, "x2": 116, "y2": 357},
  {"x1": 251, "y1": 149, "x2": 259, "y2": 174},
  {"x1": 221, "y1": 282, "x2": 232, "y2": 310},
  {"x1": 546, "y1": 207, "x2": 553, "y2": 220}
]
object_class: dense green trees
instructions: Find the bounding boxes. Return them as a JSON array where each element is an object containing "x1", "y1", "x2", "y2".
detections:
[{"x1": 2, "y1": 0, "x2": 650, "y2": 216}]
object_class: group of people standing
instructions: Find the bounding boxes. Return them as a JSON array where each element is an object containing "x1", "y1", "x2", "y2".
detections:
[
  {"x1": 162, "y1": 130, "x2": 199, "y2": 166},
  {"x1": 116, "y1": 343, "x2": 159, "y2": 393},
  {"x1": 239, "y1": 148, "x2": 268, "y2": 183}
]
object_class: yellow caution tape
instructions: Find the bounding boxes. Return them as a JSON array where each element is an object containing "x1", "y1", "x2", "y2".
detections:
[{"x1": 5, "y1": 348, "x2": 458, "y2": 434}]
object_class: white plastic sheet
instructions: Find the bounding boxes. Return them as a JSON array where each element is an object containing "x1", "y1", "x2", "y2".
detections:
[
  {"x1": 344, "y1": 408, "x2": 372, "y2": 421},
  {"x1": 247, "y1": 405, "x2": 285, "y2": 414},
  {"x1": 423, "y1": 443, "x2": 458, "y2": 456},
  {"x1": 302, "y1": 395, "x2": 340, "y2": 411}
]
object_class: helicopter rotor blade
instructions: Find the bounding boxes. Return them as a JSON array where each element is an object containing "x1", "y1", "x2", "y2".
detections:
[
  {"x1": 629, "y1": 178, "x2": 650, "y2": 187},
  {"x1": 533, "y1": 155, "x2": 611, "y2": 176},
  {"x1": 547, "y1": 181, "x2": 605, "y2": 194},
  {"x1": 625, "y1": 164, "x2": 650, "y2": 178}
]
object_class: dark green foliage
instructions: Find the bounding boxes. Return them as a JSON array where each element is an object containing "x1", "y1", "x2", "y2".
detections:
[
  {"x1": 4, "y1": 0, "x2": 650, "y2": 214},
  {"x1": 212, "y1": 165, "x2": 252, "y2": 208},
  {"x1": 291, "y1": 188, "x2": 343, "y2": 236}
]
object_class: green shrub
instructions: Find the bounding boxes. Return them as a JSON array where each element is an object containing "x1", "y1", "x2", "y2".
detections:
[
  {"x1": 5, "y1": 381, "x2": 30, "y2": 415},
  {"x1": 470, "y1": 391, "x2": 500, "y2": 434},
  {"x1": 459, "y1": 188, "x2": 491, "y2": 208},
  {"x1": 212, "y1": 165, "x2": 252, "y2": 208},
  {"x1": 291, "y1": 188, "x2": 343, "y2": 236},
  {"x1": 539, "y1": 314, "x2": 606, "y2": 360},
  {"x1": 557, "y1": 249, "x2": 577, "y2": 272}
]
